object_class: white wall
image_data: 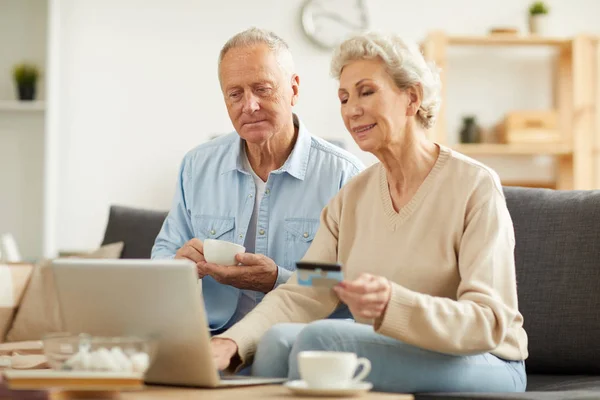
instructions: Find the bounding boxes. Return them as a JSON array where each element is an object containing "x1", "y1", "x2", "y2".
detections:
[
  {"x1": 0, "y1": 0, "x2": 47, "y2": 101},
  {"x1": 48, "y1": 0, "x2": 600, "y2": 255},
  {"x1": 0, "y1": 114, "x2": 45, "y2": 260},
  {"x1": 0, "y1": 0, "x2": 47, "y2": 261}
]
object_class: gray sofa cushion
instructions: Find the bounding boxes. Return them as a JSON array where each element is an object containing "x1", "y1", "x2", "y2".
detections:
[
  {"x1": 503, "y1": 187, "x2": 600, "y2": 375},
  {"x1": 101, "y1": 205, "x2": 167, "y2": 259},
  {"x1": 417, "y1": 390, "x2": 600, "y2": 399},
  {"x1": 526, "y1": 375, "x2": 600, "y2": 391},
  {"x1": 415, "y1": 375, "x2": 600, "y2": 399},
  {"x1": 417, "y1": 375, "x2": 600, "y2": 399}
]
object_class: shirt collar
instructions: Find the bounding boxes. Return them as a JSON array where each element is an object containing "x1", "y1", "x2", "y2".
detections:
[{"x1": 221, "y1": 114, "x2": 311, "y2": 181}]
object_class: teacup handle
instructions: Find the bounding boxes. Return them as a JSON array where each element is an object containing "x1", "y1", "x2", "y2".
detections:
[{"x1": 351, "y1": 357, "x2": 371, "y2": 383}]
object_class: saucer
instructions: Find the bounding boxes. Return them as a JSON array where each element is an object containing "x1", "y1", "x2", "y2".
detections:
[{"x1": 284, "y1": 380, "x2": 373, "y2": 397}]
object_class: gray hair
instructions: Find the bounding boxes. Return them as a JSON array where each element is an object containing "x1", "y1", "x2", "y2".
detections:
[
  {"x1": 218, "y1": 27, "x2": 295, "y2": 80},
  {"x1": 330, "y1": 32, "x2": 441, "y2": 130}
]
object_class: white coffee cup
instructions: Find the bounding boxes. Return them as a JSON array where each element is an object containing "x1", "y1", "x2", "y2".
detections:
[
  {"x1": 298, "y1": 351, "x2": 371, "y2": 389},
  {"x1": 203, "y1": 239, "x2": 245, "y2": 266}
]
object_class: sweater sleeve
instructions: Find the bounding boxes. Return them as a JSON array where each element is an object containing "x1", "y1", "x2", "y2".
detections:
[
  {"x1": 374, "y1": 189, "x2": 520, "y2": 355},
  {"x1": 215, "y1": 200, "x2": 342, "y2": 366}
]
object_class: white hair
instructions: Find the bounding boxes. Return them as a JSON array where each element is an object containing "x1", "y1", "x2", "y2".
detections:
[
  {"x1": 330, "y1": 32, "x2": 441, "y2": 130},
  {"x1": 218, "y1": 27, "x2": 295, "y2": 80}
]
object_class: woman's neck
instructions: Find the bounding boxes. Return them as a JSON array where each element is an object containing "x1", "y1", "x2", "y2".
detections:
[{"x1": 376, "y1": 126, "x2": 439, "y2": 196}]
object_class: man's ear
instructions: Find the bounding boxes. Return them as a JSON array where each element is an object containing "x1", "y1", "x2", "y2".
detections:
[
  {"x1": 406, "y1": 84, "x2": 422, "y2": 117},
  {"x1": 290, "y1": 74, "x2": 300, "y2": 106}
]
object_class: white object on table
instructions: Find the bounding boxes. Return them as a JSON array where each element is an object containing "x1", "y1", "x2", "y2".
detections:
[
  {"x1": 63, "y1": 346, "x2": 149, "y2": 373},
  {"x1": 0, "y1": 233, "x2": 22, "y2": 263}
]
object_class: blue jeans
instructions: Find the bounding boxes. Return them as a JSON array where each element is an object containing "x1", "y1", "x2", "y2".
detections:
[
  {"x1": 251, "y1": 320, "x2": 527, "y2": 393},
  {"x1": 216, "y1": 305, "x2": 353, "y2": 377}
]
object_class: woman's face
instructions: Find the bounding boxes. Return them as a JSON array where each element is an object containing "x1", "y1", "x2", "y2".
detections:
[{"x1": 338, "y1": 58, "x2": 417, "y2": 153}]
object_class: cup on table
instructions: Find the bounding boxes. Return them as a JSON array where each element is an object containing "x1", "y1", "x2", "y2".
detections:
[
  {"x1": 297, "y1": 351, "x2": 371, "y2": 389},
  {"x1": 203, "y1": 239, "x2": 245, "y2": 266}
]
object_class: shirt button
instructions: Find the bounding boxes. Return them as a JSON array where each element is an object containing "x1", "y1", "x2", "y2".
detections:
[
  {"x1": 210, "y1": 229, "x2": 216, "y2": 235},
  {"x1": 303, "y1": 232, "x2": 309, "y2": 238},
  {"x1": 265, "y1": 189, "x2": 270, "y2": 195},
  {"x1": 248, "y1": 194, "x2": 253, "y2": 198},
  {"x1": 259, "y1": 229, "x2": 265, "y2": 235},
  {"x1": 239, "y1": 234, "x2": 244, "y2": 239}
]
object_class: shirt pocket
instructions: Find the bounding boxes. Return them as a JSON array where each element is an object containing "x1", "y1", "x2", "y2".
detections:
[
  {"x1": 284, "y1": 218, "x2": 320, "y2": 269},
  {"x1": 194, "y1": 215, "x2": 236, "y2": 243}
]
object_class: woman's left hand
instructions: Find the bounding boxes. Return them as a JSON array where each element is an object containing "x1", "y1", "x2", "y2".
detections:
[{"x1": 333, "y1": 273, "x2": 392, "y2": 319}]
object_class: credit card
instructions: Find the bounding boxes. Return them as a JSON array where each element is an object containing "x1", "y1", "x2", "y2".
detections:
[{"x1": 296, "y1": 261, "x2": 343, "y2": 288}]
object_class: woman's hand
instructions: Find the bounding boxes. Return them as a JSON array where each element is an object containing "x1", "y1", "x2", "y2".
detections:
[
  {"x1": 210, "y1": 338, "x2": 239, "y2": 371},
  {"x1": 333, "y1": 273, "x2": 392, "y2": 319}
]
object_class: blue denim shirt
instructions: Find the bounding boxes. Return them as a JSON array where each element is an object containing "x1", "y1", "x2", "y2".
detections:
[{"x1": 151, "y1": 115, "x2": 364, "y2": 332}]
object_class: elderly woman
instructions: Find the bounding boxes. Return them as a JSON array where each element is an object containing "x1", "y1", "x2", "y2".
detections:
[{"x1": 210, "y1": 31, "x2": 528, "y2": 393}]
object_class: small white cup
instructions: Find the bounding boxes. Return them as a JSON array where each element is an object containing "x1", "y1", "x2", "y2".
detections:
[
  {"x1": 203, "y1": 239, "x2": 245, "y2": 266},
  {"x1": 298, "y1": 351, "x2": 371, "y2": 389}
]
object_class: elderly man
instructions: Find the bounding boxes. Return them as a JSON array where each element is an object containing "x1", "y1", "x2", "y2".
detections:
[{"x1": 151, "y1": 27, "x2": 364, "y2": 334}]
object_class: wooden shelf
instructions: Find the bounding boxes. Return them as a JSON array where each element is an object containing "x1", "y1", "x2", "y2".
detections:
[
  {"x1": 453, "y1": 143, "x2": 572, "y2": 156},
  {"x1": 501, "y1": 180, "x2": 556, "y2": 189},
  {"x1": 0, "y1": 101, "x2": 46, "y2": 112},
  {"x1": 447, "y1": 35, "x2": 569, "y2": 47},
  {"x1": 422, "y1": 31, "x2": 599, "y2": 190}
]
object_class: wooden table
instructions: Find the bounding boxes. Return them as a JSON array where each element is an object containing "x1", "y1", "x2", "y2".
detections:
[
  {"x1": 3, "y1": 374, "x2": 414, "y2": 399},
  {"x1": 9, "y1": 384, "x2": 414, "y2": 400},
  {"x1": 114, "y1": 385, "x2": 413, "y2": 399}
]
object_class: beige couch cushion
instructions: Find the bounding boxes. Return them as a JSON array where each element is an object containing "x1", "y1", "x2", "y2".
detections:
[
  {"x1": 5, "y1": 242, "x2": 124, "y2": 342},
  {"x1": 0, "y1": 264, "x2": 34, "y2": 343}
]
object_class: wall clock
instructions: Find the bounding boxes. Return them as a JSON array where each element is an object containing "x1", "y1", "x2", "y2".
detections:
[{"x1": 301, "y1": 0, "x2": 370, "y2": 50}]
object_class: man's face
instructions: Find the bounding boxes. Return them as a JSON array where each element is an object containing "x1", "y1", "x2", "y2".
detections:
[{"x1": 219, "y1": 44, "x2": 299, "y2": 145}]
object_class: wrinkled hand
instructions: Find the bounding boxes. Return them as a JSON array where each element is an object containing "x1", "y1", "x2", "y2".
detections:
[
  {"x1": 210, "y1": 338, "x2": 239, "y2": 371},
  {"x1": 333, "y1": 273, "x2": 392, "y2": 320},
  {"x1": 197, "y1": 253, "x2": 278, "y2": 293},
  {"x1": 175, "y1": 239, "x2": 207, "y2": 278}
]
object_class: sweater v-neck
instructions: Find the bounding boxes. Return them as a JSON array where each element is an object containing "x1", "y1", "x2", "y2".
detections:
[{"x1": 378, "y1": 145, "x2": 450, "y2": 230}]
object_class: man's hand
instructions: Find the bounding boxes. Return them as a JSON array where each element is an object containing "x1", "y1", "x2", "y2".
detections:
[
  {"x1": 174, "y1": 239, "x2": 207, "y2": 278},
  {"x1": 333, "y1": 273, "x2": 392, "y2": 320},
  {"x1": 197, "y1": 253, "x2": 278, "y2": 293},
  {"x1": 210, "y1": 338, "x2": 239, "y2": 371}
]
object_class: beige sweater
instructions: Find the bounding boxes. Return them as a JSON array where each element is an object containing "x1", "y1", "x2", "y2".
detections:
[{"x1": 218, "y1": 145, "x2": 529, "y2": 365}]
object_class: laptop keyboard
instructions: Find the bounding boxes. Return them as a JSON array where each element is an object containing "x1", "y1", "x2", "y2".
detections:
[{"x1": 221, "y1": 375, "x2": 254, "y2": 380}]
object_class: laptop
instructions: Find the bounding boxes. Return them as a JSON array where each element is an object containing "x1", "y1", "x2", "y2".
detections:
[{"x1": 49, "y1": 258, "x2": 286, "y2": 387}]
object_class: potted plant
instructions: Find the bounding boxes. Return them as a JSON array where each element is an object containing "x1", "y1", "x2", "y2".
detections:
[
  {"x1": 12, "y1": 63, "x2": 40, "y2": 101},
  {"x1": 528, "y1": 1, "x2": 550, "y2": 35}
]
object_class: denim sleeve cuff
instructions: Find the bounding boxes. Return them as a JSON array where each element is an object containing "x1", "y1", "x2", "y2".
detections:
[
  {"x1": 151, "y1": 252, "x2": 176, "y2": 260},
  {"x1": 275, "y1": 266, "x2": 293, "y2": 287}
]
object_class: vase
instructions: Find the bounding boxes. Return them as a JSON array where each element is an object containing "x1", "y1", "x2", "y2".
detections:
[
  {"x1": 460, "y1": 117, "x2": 481, "y2": 144},
  {"x1": 529, "y1": 14, "x2": 550, "y2": 35},
  {"x1": 17, "y1": 83, "x2": 36, "y2": 101}
]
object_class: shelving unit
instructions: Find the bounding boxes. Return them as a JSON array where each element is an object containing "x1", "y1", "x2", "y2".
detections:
[
  {"x1": 0, "y1": 100, "x2": 45, "y2": 112},
  {"x1": 422, "y1": 31, "x2": 599, "y2": 190},
  {"x1": 0, "y1": 0, "x2": 48, "y2": 261},
  {"x1": 446, "y1": 35, "x2": 569, "y2": 47},
  {"x1": 453, "y1": 143, "x2": 572, "y2": 156}
]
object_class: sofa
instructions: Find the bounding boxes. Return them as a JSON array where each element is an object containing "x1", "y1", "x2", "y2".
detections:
[{"x1": 101, "y1": 186, "x2": 600, "y2": 399}]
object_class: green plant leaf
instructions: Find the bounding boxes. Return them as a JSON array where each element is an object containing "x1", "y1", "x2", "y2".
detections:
[
  {"x1": 529, "y1": 1, "x2": 549, "y2": 15},
  {"x1": 12, "y1": 63, "x2": 40, "y2": 85}
]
